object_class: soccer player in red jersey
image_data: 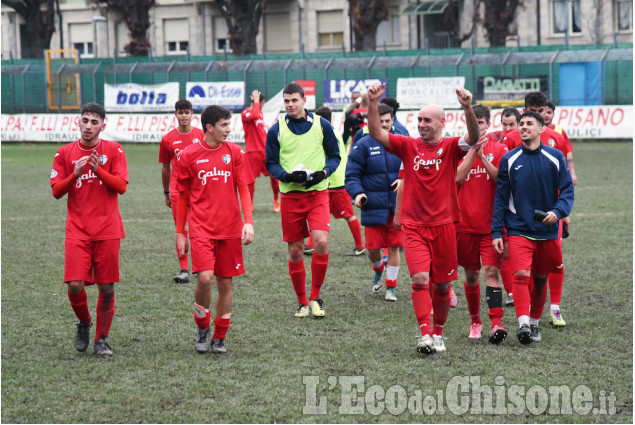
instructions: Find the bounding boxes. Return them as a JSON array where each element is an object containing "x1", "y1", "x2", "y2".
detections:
[
  {"x1": 545, "y1": 101, "x2": 577, "y2": 185},
  {"x1": 159, "y1": 99, "x2": 205, "y2": 284},
  {"x1": 241, "y1": 89, "x2": 281, "y2": 211},
  {"x1": 50, "y1": 103, "x2": 128, "y2": 357},
  {"x1": 304, "y1": 106, "x2": 365, "y2": 257},
  {"x1": 493, "y1": 107, "x2": 520, "y2": 307},
  {"x1": 492, "y1": 110, "x2": 574, "y2": 345},
  {"x1": 367, "y1": 82, "x2": 480, "y2": 355},
  {"x1": 175, "y1": 105, "x2": 254, "y2": 354},
  {"x1": 455, "y1": 104, "x2": 509, "y2": 344},
  {"x1": 265, "y1": 83, "x2": 341, "y2": 319}
]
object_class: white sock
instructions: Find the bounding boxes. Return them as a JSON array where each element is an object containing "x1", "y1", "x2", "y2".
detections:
[
  {"x1": 518, "y1": 315, "x2": 530, "y2": 327},
  {"x1": 551, "y1": 304, "x2": 560, "y2": 311},
  {"x1": 529, "y1": 318, "x2": 540, "y2": 326},
  {"x1": 372, "y1": 260, "x2": 383, "y2": 269},
  {"x1": 386, "y1": 265, "x2": 399, "y2": 280}
]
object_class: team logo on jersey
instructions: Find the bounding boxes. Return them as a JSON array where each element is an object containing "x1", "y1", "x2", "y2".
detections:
[
  {"x1": 193, "y1": 138, "x2": 200, "y2": 144},
  {"x1": 197, "y1": 159, "x2": 209, "y2": 164},
  {"x1": 50, "y1": 169, "x2": 58, "y2": 178},
  {"x1": 436, "y1": 147, "x2": 443, "y2": 156},
  {"x1": 99, "y1": 154, "x2": 108, "y2": 165},
  {"x1": 548, "y1": 138, "x2": 556, "y2": 148},
  {"x1": 486, "y1": 153, "x2": 494, "y2": 162},
  {"x1": 222, "y1": 154, "x2": 231, "y2": 164},
  {"x1": 173, "y1": 140, "x2": 182, "y2": 145}
]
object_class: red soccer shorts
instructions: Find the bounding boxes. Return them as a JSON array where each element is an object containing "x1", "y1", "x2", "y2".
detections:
[
  {"x1": 280, "y1": 191, "x2": 330, "y2": 242},
  {"x1": 64, "y1": 238, "x2": 121, "y2": 284},
  {"x1": 365, "y1": 214, "x2": 403, "y2": 249},
  {"x1": 328, "y1": 188, "x2": 354, "y2": 219},
  {"x1": 190, "y1": 237, "x2": 245, "y2": 277},
  {"x1": 456, "y1": 232, "x2": 502, "y2": 270},
  {"x1": 247, "y1": 151, "x2": 269, "y2": 178},
  {"x1": 507, "y1": 235, "x2": 563, "y2": 275},
  {"x1": 401, "y1": 223, "x2": 458, "y2": 282}
]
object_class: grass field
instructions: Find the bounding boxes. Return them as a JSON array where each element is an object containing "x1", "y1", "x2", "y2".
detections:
[{"x1": 1, "y1": 141, "x2": 633, "y2": 423}]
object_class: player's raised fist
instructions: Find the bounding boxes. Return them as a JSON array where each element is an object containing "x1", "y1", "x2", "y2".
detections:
[
  {"x1": 456, "y1": 88, "x2": 473, "y2": 108},
  {"x1": 368, "y1": 82, "x2": 385, "y2": 101}
]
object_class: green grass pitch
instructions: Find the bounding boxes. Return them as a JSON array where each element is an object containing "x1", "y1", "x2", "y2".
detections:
[{"x1": 1, "y1": 141, "x2": 632, "y2": 423}]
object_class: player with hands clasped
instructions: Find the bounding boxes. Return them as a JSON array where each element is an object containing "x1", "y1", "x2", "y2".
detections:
[
  {"x1": 50, "y1": 102, "x2": 128, "y2": 357},
  {"x1": 491, "y1": 110, "x2": 574, "y2": 346},
  {"x1": 367, "y1": 82, "x2": 480, "y2": 355},
  {"x1": 265, "y1": 83, "x2": 341, "y2": 319},
  {"x1": 175, "y1": 105, "x2": 255, "y2": 354}
]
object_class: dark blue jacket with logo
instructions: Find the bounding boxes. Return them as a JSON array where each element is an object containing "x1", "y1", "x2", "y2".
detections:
[{"x1": 345, "y1": 133, "x2": 402, "y2": 227}]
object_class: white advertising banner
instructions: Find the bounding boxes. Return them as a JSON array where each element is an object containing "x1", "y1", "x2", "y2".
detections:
[
  {"x1": 186, "y1": 81, "x2": 245, "y2": 111},
  {"x1": 396, "y1": 77, "x2": 466, "y2": 109},
  {"x1": 104, "y1": 83, "x2": 180, "y2": 112},
  {"x1": 1, "y1": 105, "x2": 632, "y2": 143}
]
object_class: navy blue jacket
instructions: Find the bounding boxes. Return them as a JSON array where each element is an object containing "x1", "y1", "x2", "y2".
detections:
[
  {"x1": 492, "y1": 143, "x2": 574, "y2": 240},
  {"x1": 345, "y1": 133, "x2": 402, "y2": 227}
]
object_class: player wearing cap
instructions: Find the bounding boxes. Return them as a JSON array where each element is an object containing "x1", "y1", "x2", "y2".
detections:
[
  {"x1": 50, "y1": 102, "x2": 128, "y2": 357},
  {"x1": 367, "y1": 82, "x2": 480, "y2": 355},
  {"x1": 159, "y1": 99, "x2": 205, "y2": 284},
  {"x1": 175, "y1": 105, "x2": 255, "y2": 354}
]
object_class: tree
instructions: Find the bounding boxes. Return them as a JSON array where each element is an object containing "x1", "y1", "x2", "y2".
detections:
[
  {"x1": 93, "y1": 0, "x2": 155, "y2": 56},
  {"x1": 444, "y1": 0, "x2": 522, "y2": 47},
  {"x1": 1, "y1": 0, "x2": 56, "y2": 58},
  {"x1": 215, "y1": 0, "x2": 266, "y2": 56},
  {"x1": 349, "y1": 0, "x2": 390, "y2": 51}
]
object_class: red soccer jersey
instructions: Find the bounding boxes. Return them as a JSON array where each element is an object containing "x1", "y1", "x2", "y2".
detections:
[
  {"x1": 387, "y1": 133, "x2": 468, "y2": 226},
  {"x1": 455, "y1": 141, "x2": 508, "y2": 234},
  {"x1": 50, "y1": 139, "x2": 128, "y2": 241},
  {"x1": 549, "y1": 123, "x2": 574, "y2": 153},
  {"x1": 159, "y1": 127, "x2": 204, "y2": 193},
  {"x1": 241, "y1": 103, "x2": 267, "y2": 153},
  {"x1": 502, "y1": 127, "x2": 571, "y2": 157},
  {"x1": 176, "y1": 140, "x2": 254, "y2": 239}
]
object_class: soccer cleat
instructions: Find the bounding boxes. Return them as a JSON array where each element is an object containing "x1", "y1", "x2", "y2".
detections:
[
  {"x1": 449, "y1": 286, "x2": 458, "y2": 308},
  {"x1": 371, "y1": 270, "x2": 384, "y2": 293},
  {"x1": 94, "y1": 338, "x2": 113, "y2": 357},
  {"x1": 468, "y1": 323, "x2": 483, "y2": 340},
  {"x1": 489, "y1": 325, "x2": 508, "y2": 345},
  {"x1": 345, "y1": 247, "x2": 367, "y2": 257},
  {"x1": 295, "y1": 304, "x2": 309, "y2": 318},
  {"x1": 210, "y1": 338, "x2": 227, "y2": 354},
  {"x1": 416, "y1": 335, "x2": 434, "y2": 355},
  {"x1": 385, "y1": 288, "x2": 397, "y2": 302},
  {"x1": 309, "y1": 298, "x2": 325, "y2": 317},
  {"x1": 273, "y1": 198, "x2": 281, "y2": 213},
  {"x1": 505, "y1": 293, "x2": 515, "y2": 306},
  {"x1": 173, "y1": 270, "x2": 191, "y2": 284},
  {"x1": 74, "y1": 320, "x2": 92, "y2": 352},
  {"x1": 530, "y1": 324, "x2": 542, "y2": 342},
  {"x1": 517, "y1": 324, "x2": 532, "y2": 345},
  {"x1": 195, "y1": 328, "x2": 210, "y2": 353},
  {"x1": 432, "y1": 334, "x2": 446, "y2": 353},
  {"x1": 303, "y1": 245, "x2": 314, "y2": 256},
  {"x1": 550, "y1": 308, "x2": 566, "y2": 327}
]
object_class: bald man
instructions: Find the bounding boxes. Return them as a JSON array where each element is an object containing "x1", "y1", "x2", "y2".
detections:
[{"x1": 367, "y1": 82, "x2": 480, "y2": 355}]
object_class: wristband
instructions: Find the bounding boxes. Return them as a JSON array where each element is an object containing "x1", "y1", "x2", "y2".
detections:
[{"x1": 164, "y1": 191, "x2": 170, "y2": 195}]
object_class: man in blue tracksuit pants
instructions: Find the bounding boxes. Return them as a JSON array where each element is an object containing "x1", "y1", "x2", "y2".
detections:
[{"x1": 492, "y1": 110, "x2": 574, "y2": 346}]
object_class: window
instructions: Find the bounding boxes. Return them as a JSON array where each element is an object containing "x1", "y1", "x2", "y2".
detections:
[
  {"x1": 265, "y1": 12, "x2": 291, "y2": 52},
  {"x1": 376, "y1": 8, "x2": 400, "y2": 45},
  {"x1": 552, "y1": 0, "x2": 581, "y2": 35},
  {"x1": 69, "y1": 23, "x2": 94, "y2": 58},
  {"x1": 317, "y1": 10, "x2": 344, "y2": 47},
  {"x1": 214, "y1": 16, "x2": 230, "y2": 52},
  {"x1": 616, "y1": 0, "x2": 632, "y2": 31},
  {"x1": 164, "y1": 18, "x2": 189, "y2": 55}
]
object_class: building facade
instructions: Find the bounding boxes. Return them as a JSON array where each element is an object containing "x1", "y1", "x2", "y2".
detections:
[{"x1": 1, "y1": 0, "x2": 632, "y2": 60}]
